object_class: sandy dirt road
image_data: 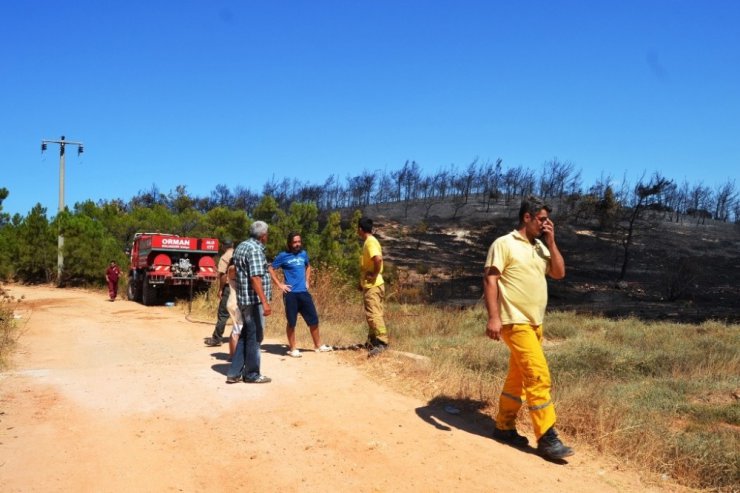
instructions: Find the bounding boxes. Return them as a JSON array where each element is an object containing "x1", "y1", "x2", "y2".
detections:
[{"x1": 0, "y1": 284, "x2": 662, "y2": 492}]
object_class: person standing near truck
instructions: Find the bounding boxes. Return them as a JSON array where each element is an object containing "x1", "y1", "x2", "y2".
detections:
[
  {"x1": 225, "y1": 257, "x2": 243, "y2": 361},
  {"x1": 269, "y1": 231, "x2": 333, "y2": 357},
  {"x1": 105, "y1": 260, "x2": 121, "y2": 302},
  {"x1": 483, "y1": 195, "x2": 573, "y2": 460},
  {"x1": 226, "y1": 221, "x2": 272, "y2": 384},
  {"x1": 204, "y1": 239, "x2": 234, "y2": 347}
]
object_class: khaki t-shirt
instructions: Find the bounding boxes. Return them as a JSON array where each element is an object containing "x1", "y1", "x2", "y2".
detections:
[
  {"x1": 217, "y1": 247, "x2": 234, "y2": 275},
  {"x1": 484, "y1": 230, "x2": 550, "y2": 326},
  {"x1": 360, "y1": 235, "x2": 384, "y2": 289}
]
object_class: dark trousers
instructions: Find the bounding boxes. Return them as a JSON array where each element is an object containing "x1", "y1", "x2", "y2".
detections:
[{"x1": 211, "y1": 284, "x2": 231, "y2": 340}]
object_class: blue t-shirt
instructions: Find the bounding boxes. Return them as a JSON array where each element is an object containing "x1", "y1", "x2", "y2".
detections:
[{"x1": 271, "y1": 250, "x2": 310, "y2": 293}]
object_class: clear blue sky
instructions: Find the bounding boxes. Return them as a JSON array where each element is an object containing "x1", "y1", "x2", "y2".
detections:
[{"x1": 2, "y1": 0, "x2": 739, "y2": 217}]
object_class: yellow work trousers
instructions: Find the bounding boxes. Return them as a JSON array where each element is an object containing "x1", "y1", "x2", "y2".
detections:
[
  {"x1": 495, "y1": 323, "x2": 556, "y2": 440},
  {"x1": 362, "y1": 284, "x2": 388, "y2": 344}
]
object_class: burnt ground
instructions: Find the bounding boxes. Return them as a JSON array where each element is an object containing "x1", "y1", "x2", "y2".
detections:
[{"x1": 355, "y1": 197, "x2": 740, "y2": 324}]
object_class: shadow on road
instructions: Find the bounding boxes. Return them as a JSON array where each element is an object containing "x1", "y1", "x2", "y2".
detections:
[
  {"x1": 415, "y1": 395, "x2": 546, "y2": 459},
  {"x1": 209, "y1": 351, "x2": 229, "y2": 361},
  {"x1": 211, "y1": 362, "x2": 231, "y2": 376},
  {"x1": 415, "y1": 396, "x2": 494, "y2": 438},
  {"x1": 261, "y1": 343, "x2": 288, "y2": 356},
  {"x1": 209, "y1": 343, "x2": 286, "y2": 375}
]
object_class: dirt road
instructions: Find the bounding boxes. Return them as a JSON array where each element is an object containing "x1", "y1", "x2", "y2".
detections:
[{"x1": 1, "y1": 285, "x2": 661, "y2": 492}]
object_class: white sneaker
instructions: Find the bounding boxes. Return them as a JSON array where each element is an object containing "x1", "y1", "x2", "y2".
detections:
[
  {"x1": 315, "y1": 344, "x2": 333, "y2": 352},
  {"x1": 287, "y1": 349, "x2": 302, "y2": 358}
]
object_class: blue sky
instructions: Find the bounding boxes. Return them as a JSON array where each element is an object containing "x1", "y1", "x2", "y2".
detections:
[{"x1": 2, "y1": 0, "x2": 738, "y2": 217}]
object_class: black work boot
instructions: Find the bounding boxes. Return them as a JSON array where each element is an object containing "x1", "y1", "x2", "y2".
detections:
[
  {"x1": 537, "y1": 427, "x2": 574, "y2": 460},
  {"x1": 492, "y1": 427, "x2": 529, "y2": 448},
  {"x1": 204, "y1": 337, "x2": 222, "y2": 347},
  {"x1": 367, "y1": 341, "x2": 388, "y2": 357}
]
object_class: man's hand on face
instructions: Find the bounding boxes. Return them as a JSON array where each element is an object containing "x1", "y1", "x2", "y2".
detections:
[{"x1": 541, "y1": 218, "x2": 556, "y2": 243}]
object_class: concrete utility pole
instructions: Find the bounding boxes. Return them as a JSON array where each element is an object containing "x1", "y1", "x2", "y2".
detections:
[{"x1": 41, "y1": 136, "x2": 84, "y2": 286}]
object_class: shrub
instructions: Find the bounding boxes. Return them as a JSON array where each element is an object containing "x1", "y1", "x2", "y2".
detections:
[{"x1": 0, "y1": 285, "x2": 20, "y2": 369}]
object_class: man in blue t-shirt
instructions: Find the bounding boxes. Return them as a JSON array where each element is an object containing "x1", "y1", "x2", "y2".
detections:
[{"x1": 269, "y1": 232, "x2": 333, "y2": 358}]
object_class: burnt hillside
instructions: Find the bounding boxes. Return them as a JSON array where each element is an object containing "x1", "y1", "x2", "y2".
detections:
[{"x1": 354, "y1": 196, "x2": 740, "y2": 323}]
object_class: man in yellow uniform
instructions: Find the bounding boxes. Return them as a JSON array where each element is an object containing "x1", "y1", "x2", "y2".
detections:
[
  {"x1": 483, "y1": 195, "x2": 573, "y2": 460},
  {"x1": 358, "y1": 217, "x2": 389, "y2": 357}
]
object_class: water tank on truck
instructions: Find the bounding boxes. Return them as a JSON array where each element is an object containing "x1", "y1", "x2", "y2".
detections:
[{"x1": 126, "y1": 233, "x2": 219, "y2": 306}]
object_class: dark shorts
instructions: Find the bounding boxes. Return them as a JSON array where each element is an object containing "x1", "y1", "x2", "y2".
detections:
[{"x1": 284, "y1": 291, "x2": 319, "y2": 327}]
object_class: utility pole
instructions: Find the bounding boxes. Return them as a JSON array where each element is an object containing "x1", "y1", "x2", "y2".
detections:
[{"x1": 41, "y1": 136, "x2": 84, "y2": 286}]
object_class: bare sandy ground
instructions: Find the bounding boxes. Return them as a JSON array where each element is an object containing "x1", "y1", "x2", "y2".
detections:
[{"x1": 0, "y1": 285, "x2": 667, "y2": 492}]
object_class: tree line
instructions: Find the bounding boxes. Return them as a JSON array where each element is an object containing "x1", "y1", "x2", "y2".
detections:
[
  {"x1": 0, "y1": 193, "x2": 363, "y2": 286},
  {"x1": 0, "y1": 158, "x2": 737, "y2": 285}
]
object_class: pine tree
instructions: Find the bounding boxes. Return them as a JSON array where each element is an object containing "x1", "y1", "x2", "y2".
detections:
[{"x1": 15, "y1": 204, "x2": 56, "y2": 282}]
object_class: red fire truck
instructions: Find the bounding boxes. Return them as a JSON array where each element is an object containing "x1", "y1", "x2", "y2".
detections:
[{"x1": 127, "y1": 233, "x2": 220, "y2": 305}]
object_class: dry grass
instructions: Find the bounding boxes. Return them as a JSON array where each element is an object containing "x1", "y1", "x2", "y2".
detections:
[
  {"x1": 0, "y1": 283, "x2": 21, "y2": 370},
  {"x1": 184, "y1": 267, "x2": 369, "y2": 348},
  {"x1": 185, "y1": 271, "x2": 739, "y2": 491}
]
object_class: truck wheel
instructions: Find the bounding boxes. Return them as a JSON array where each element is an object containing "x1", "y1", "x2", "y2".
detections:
[
  {"x1": 127, "y1": 278, "x2": 140, "y2": 302},
  {"x1": 142, "y1": 277, "x2": 157, "y2": 306}
]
